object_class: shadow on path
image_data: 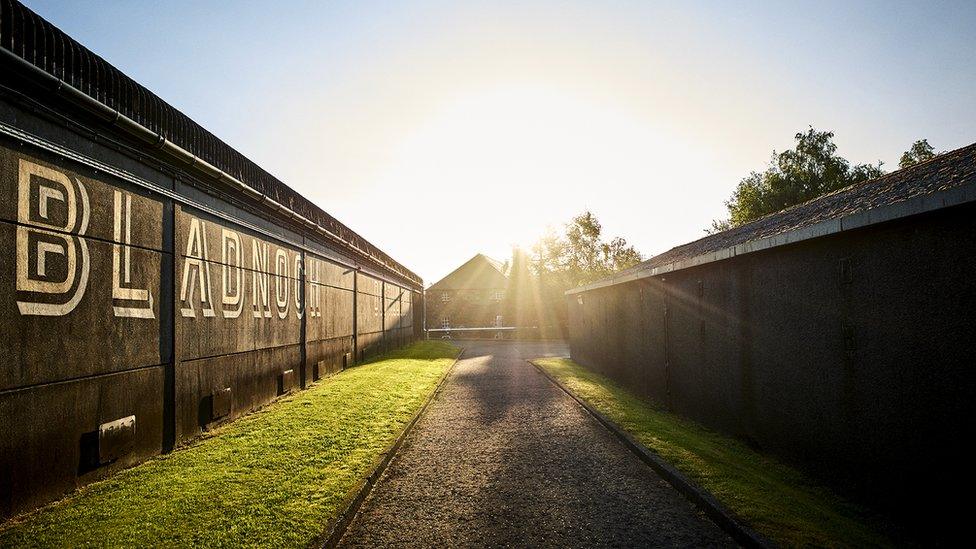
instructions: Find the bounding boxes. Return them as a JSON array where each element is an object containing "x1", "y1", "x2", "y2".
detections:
[{"x1": 339, "y1": 340, "x2": 732, "y2": 548}]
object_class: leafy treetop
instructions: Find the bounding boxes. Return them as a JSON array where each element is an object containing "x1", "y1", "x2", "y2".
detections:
[
  {"x1": 898, "y1": 139, "x2": 938, "y2": 169},
  {"x1": 711, "y1": 128, "x2": 884, "y2": 232},
  {"x1": 532, "y1": 210, "x2": 642, "y2": 288}
]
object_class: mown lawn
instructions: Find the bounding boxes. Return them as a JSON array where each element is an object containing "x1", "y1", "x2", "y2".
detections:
[
  {"x1": 533, "y1": 357, "x2": 894, "y2": 548},
  {"x1": 0, "y1": 341, "x2": 459, "y2": 548}
]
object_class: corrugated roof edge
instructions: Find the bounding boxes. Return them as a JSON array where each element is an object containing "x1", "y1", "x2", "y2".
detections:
[
  {"x1": 0, "y1": 0, "x2": 421, "y2": 288},
  {"x1": 567, "y1": 142, "x2": 976, "y2": 295}
]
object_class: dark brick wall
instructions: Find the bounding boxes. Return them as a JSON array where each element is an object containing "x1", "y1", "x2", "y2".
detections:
[
  {"x1": 568, "y1": 204, "x2": 976, "y2": 536},
  {"x1": 424, "y1": 289, "x2": 508, "y2": 332},
  {"x1": 0, "y1": 99, "x2": 419, "y2": 519}
]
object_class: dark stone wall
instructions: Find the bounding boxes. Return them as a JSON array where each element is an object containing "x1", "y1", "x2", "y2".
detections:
[
  {"x1": 356, "y1": 273, "x2": 384, "y2": 361},
  {"x1": 0, "y1": 100, "x2": 418, "y2": 518},
  {"x1": 568, "y1": 204, "x2": 976, "y2": 535},
  {"x1": 172, "y1": 204, "x2": 307, "y2": 442},
  {"x1": 304, "y1": 256, "x2": 355, "y2": 381},
  {"x1": 0, "y1": 143, "x2": 168, "y2": 517}
]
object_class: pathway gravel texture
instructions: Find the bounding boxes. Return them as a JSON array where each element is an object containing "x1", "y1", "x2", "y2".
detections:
[{"x1": 339, "y1": 340, "x2": 734, "y2": 548}]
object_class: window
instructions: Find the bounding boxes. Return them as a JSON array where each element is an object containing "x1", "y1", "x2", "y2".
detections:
[
  {"x1": 440, "y1": 292, "x2": 451, "y2": 303},
  {"x1": 495, "y1": 315, "x2": 504, "y2": 327},
  {"x1": 491, "y1": 290, "x2": 505, "y2": 301},
  {"x1": 441, "y1": 317, "x2": 451, "y2": 329}
]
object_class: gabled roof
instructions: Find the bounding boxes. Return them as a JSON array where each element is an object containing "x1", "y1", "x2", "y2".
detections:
[
  {"x1": 569, "y1": 141, "x2": 976, "y2": 294},
  {"x1": 429, "y1": 254, "x2": 509, "y2": 291},
  {"x1": 481, "y1": 255, "x2": 509, "y2": 277}
]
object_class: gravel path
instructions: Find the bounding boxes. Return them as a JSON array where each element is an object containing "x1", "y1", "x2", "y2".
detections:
[{"x1": 339, "y1": 340, "x2": 734, "y2": 548}]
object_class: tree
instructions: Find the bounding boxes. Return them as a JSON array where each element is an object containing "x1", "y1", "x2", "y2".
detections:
[
  {"x1": 711, "y1": 128, "x2": 884, "y2": 231},
  {"x1": 504, "y1": 247, "x2": 536, "y2": 329},
  {"x1": 605, "y1": 236, "x2": 643, "y2": 272},
  {"x1": 564, "y1": 211, "x2": 606, "y2": 280},
  {"x1": 899, "y1": 139, "x2": 938, "y2": 169},
  {"x1": 526, "y1": 211, "x2": 642, "y2": 337},
  {"x1": 532, "y1": 210, "x2": 642, "y2": 287}
]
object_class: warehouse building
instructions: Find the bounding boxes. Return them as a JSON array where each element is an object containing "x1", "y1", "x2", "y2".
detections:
[
  {"x1": 567, "y1": 142, "x2": 976, "y2": 535},
  {"x1": 0, "y1": 2, "x2": 421, "y2": 518}
]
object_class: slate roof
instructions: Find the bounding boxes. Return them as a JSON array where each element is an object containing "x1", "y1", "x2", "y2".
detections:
[
  {"x1": 481, "y1": 255, "x2": 510, "y2": 277},
  {"x1": 574, "y1": 141, "x2": 976, "y2": 292},
  {"x1": 429, "y1": 254, "x2": 509, "y2": 291}
]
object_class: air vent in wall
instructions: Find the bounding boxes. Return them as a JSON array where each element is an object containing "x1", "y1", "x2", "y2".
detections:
[
  {"x1": 211, "y1": 387, "x2": 232, "y2": 420},
  {"x1": 98, "y1": 415, "x2": 136, "y2": 465},
  {"x1": 279, "y1": 369, "x2": 296, "y2": 395}
]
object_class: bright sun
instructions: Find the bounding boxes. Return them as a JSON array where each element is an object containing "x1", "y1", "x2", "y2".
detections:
[{"x1": 367, "y1": 84, "x2": 705, "y2": 269}]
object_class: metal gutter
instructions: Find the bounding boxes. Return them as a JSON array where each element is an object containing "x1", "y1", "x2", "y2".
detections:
[
  {"x1": 0, "y1": 45, "x2": 421, "y2": 289},
  {"x1": 566, "y1": 179, "x2": 976, "y2": 295}
]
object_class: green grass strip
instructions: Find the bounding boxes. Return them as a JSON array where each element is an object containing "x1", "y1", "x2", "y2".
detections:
[
  {"x1": 533, "y1": 357, "x2": 893, "y2": 548},
  {"x1": 1, "y1": 341, "x2": 459, "y2": 548}
]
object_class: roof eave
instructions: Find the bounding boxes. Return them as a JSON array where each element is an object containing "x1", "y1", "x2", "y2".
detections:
[{"x1": 567, "y1": 179, "x2": 976, "y2": 295}]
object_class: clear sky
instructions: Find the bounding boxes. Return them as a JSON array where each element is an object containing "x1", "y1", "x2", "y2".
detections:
[{"x1": 23, "y1": 0, "x2": 976, "y2": 284}]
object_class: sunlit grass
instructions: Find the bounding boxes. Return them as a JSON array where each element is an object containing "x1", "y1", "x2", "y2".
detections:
[
  {"x1": 533, "y1": 357, "x2": 894, "y2": 548},
  {"x1": 0, "y1": 341, "x2": 459, "y2": 548}
]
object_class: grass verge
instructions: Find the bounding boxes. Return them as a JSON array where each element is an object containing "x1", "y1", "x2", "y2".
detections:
[
  {"x1": 0, "y1": 341, "x2": 459, "y2": 548},
  {"x1": 533, "y1": 357, "x2": 893, "y2": 548}
]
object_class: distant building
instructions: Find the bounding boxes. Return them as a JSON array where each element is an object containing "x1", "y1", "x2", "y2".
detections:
[{"x1": 425, "y1": 254, "x2": 511, "y2": 336}]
